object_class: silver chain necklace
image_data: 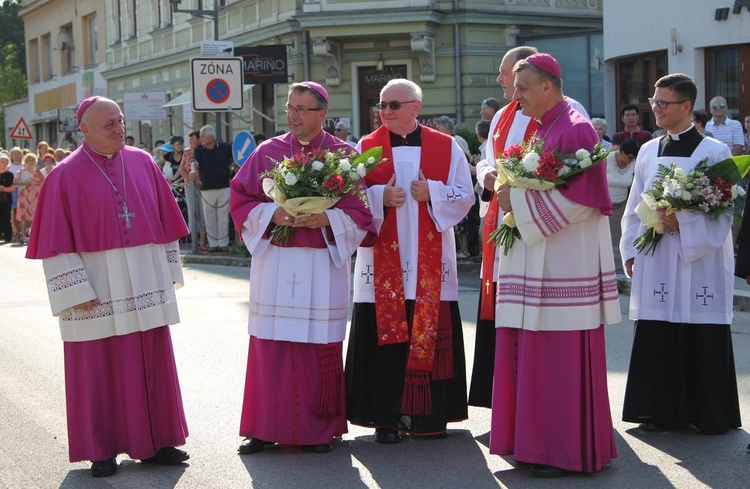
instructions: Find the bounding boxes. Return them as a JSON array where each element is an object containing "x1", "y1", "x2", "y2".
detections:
[{"x1": 82, "y1": 146, "x2": 134, "y2": 228}]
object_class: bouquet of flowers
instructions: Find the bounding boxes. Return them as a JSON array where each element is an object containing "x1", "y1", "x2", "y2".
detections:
[
  {"x1": 488, "y1": 137, "x2": 610, "y2": 254},
  {"x1": 633, "y1": 155, "x2": 750, "y2": 255},
  {"x1": 261, "y1": 146, "x2": 386, "y2": 244}
]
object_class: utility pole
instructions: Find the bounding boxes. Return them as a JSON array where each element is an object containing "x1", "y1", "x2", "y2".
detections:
[{"x1": 169, "y1": 0, "x2": 222, "y2": 141}]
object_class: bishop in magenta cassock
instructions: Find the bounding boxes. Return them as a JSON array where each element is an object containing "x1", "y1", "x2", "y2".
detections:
[
  {"x1": 26, "y1": 97, "x2": 190, "y2": 478},
  {"x1": 230, "y1": 82, "x2": 376, "y2": 455},
  {"x1": 345, "y1": 79, "x2": 475, "y2": 442},
  {"x1": 620, "y1": 73, "x2": 741, "y2": 435},
  {"x1": 491, "y1": 54, "x2": 621, "y2": 478}
]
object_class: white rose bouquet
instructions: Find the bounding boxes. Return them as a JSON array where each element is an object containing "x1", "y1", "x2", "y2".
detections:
[
  {"x1": 261, "y1": 146, "x2": 386, "y2": 244},
  {"x1": 633, "y1": 155, "x2": 750, "y2": 255},
  {"x1": 488, "y1": 137, "x2": 610, "y2": 254}
]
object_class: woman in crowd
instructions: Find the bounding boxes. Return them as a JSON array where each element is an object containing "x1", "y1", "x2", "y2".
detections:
[
  {"x1": 14, "y1": 152, "x2": 43, "y2": 245},
  {"x1": 692, "y1": 110, "x2": 713, "y2": 137},
  {"x1": 605, "y1": 138, "x2": 639, "y2": 247},
  {"x1": 0, "y1": 153, "x2": 15, "y2": 244},
  {"x1": 39, "y1": 152, "x2": 56, "y2": 178}
]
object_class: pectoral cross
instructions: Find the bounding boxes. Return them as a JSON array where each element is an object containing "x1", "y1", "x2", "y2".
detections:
[
  {"x1": 118, "y1": 204, "x2": 135, "y2": 229},
  {"x1": 287, "y1": 273, "x2": 303, "y2": 298}
]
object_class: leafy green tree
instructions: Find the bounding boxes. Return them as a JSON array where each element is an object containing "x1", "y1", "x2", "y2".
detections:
[{"x1": 0, "y1": 0, "x2": 27, "y2": 147}]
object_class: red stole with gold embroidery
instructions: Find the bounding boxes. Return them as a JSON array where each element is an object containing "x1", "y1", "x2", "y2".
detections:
[
  {"x1": 362, "y1": 124, "x2": 451, "y2": 415},
  {"x1": 480, "y1": 102, "x2": 538, "y2": 320}
]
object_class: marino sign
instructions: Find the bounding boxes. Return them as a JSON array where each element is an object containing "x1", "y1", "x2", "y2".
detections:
[
  {"x1": 234, "y1": 46, "x2": 288, "y2": 84},
  {"x1": 715, "y1": 0, "x2": 750, "y2": 20}
]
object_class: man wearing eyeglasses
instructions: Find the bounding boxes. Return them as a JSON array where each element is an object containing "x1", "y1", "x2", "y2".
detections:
[
  {"x1": 706, "y1": 96, "x2": 744, "y2": 156},
  {"x1": 230, "y1": 81, "x2": 376, "y2": 456},
  {"x1": 334, "y1": 121, "x2": 356, "y2": 148},
  {"x1": 346, "y1": 78, "x2": 475, "y2": 444},
  {"x1": 620, "y1": 75, "x2": 741, "y2": 437}
]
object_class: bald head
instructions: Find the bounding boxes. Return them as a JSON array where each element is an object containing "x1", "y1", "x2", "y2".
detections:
[{"x1": 80, "y1": 97, "x2": 126, "y2": 155}]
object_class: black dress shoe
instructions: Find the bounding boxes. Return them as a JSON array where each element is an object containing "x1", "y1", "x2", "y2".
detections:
[
  {"x1": 374, "y1": 428, "x2": 401, "y2": 444},
  {"x1": 238, "y1": 438, "x2": 275, "y2": 455},
  {"x1": 91, "y1": 458, "x2": 117, "y2": 477},
  {"x1": 305, "y1": 443, "x2": 332, "y2": 454},
  {"x1": 532, "y1": 465, "x2": 568, "y2": 478},
  {"x1": 141, "y1": 447, "x2": 189, "y2": 465}
]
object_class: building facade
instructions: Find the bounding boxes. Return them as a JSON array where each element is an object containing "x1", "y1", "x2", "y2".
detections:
[
  {"x1": 11, "y1": 0, "x2": 604, "y2": 148},
  {"x1": 102, "y1": 0, "x2": 604, "y2": 145},
  {"x1": 603, "y1": 0, "x2": 749, "y2": 134},
  {"x1": 15, "y1": 0, "x2": 108, "y2": 149}
]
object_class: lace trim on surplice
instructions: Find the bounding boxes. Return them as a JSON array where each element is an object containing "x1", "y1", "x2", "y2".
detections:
[
  {"x1": 47, "y1": 267, "x2": 88, "y2": 294},
  {"x1": 61, "y1": 288, "x2": 177, "y2": 322}
]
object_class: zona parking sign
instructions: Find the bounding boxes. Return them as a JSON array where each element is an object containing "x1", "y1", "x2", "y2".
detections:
[{"x1": 191, "y1": 57, "x2": 244, "y2": 111}]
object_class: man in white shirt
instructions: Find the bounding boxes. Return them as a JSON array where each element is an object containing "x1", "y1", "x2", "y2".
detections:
[{"x1": 705, "y1": 96, "x2": 744, "y2": 156}]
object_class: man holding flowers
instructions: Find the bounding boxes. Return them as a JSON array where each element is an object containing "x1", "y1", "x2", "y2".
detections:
[
  {"x1": 229, "y1": 81, "x2": 376, "y2": 455},
  {"x1": 620, "y1": 73, "x2": 741, "y2": 435},
  {"x1": 490, "y1": 53, "x2": 621, "y2": 477},
  {"x1": 345, "y1": 79, "x2": 475, "y2": 443}
]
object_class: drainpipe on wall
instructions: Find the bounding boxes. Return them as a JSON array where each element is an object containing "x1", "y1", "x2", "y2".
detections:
[
  {"x1": 453, "y1": 0, "x2": 463, "y2": 123},
  {"x1": 302, "y1": 29, "x2": 310, "y2": 81}
]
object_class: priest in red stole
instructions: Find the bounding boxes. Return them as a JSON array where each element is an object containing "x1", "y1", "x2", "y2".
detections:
[
  {"x1": 490, "y1": 54, "x2": 621, "y2": 477},
  {"x1": 469, "y1": 46, "x2": 539, "y2": 408},
  {"x1": 345, "y1": 79, "x2": 475, "y2": 442},
  {"x1": 230, "y1": 82, "x2": 376, "y2": 455},
  {"x1": 26, "y1": 97, "x2": 190, "y2": 478}
]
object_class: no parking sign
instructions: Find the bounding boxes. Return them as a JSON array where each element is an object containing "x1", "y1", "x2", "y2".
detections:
[{"x1": 190, "y1": 57, "x2": 244, "y2": 112}]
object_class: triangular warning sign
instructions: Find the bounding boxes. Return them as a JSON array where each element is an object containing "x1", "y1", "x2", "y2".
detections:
[{"x1": 10, "y1": 117, "x2": 32, "y2": 140}]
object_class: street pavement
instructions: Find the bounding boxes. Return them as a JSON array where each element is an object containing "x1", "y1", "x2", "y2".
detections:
[{"x1": 1, "y1": 242, "x2": 750, "y2": 488}]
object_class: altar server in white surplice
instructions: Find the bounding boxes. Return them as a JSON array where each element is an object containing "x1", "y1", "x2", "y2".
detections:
[{"x1": 620, "y1": 73, "x2": 741, "y2": 434}]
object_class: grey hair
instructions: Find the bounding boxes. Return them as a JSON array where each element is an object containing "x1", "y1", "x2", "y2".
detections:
[
  {"x1": 435, "y1": 115, "x2": 454, "y2": 131},
  {"x1": 0, "y1": 153, "x2": 9, "y2": 163},
  {"x1": 591, "y1": 118, "x2": 608, "y2": 129},
  {"x1": 381, "y1": 78, "x2": 423, "y2": 102},
  {"x1": 199, "y1": 125, "x2": 216, "y2": 139}
]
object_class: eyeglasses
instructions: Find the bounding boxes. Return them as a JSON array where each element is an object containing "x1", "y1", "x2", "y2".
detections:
[
  {"x1": 376, "y1": 100, "x2": 417, "y2": 111},
  {"x1": 648, "y1": 98, "x2": 688, "y2": 109},
  {"x1": 711, "y1": 103, "x2": 726, "y2": 109},
  {"x1": 335, "y1": 127, "x2": 346, "y2": 132},
  {"x1": 284, "y1": 105, "x2": 324, "y2": 115}
]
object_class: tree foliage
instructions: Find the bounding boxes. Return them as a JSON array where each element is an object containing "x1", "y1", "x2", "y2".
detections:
[{"x1": 0, "y1": 0, "x2": 26, "y2": 73}]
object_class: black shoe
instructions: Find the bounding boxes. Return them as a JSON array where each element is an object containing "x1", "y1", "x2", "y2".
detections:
[
  {"x1": 91, "y1": 458, "x2": 117, "y2": 477},
  {"x1": 141, "y1": 447, "x2": 189, "y2": 465},
  {"x1": 374, "y1": 428, "x2": 401, "y2": 444},
  {"x1": 305, "y1": 443, "x2": 332, "y2": 454},
  {"x1": 238, "y1": 438, "x2": 275, "y2": 455},
  {"x1": 532, "y1": 465, "x2": 568, "y2": 478},
  {"x1": 639, "y1": 422, "x2": 670, "y2": 433}
]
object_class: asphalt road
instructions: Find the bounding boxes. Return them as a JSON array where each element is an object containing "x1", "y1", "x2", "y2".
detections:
[{"x1": 1, "y1": 242, "x2": 749, "y2": 488}]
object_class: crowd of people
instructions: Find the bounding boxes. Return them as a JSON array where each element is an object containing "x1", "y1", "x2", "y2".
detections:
[{"x1": 12, "y1": 46, "x2": 750, "y2": 481}]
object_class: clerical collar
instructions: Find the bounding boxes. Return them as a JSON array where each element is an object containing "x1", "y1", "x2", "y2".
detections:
[
  {"x1": 389, "y1": 123, "x2": 422, "y2": 147},
  {"x1": 82, "y1": 140, "x2": 116, "y2": 159},
  {"x1": 659, "y1": 126, "x2": 702, "y2": 158},
  {"x1": 666, "y1": 124, "x2": 695, "y2": 141}
]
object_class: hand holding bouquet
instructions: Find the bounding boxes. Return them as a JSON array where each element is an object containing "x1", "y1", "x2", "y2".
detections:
[
  {"x1": 262, "y1": 146, "x2": 386, "y2": 244},
  {"x1": 488, "y1": 138, "x2": 610, "y2": 254},
  {"x1": 633, "y1": 155, "x2": 750, "y2": 255}
]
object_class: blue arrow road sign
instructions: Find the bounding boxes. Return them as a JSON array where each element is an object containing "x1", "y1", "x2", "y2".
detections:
[{"x1": 232, "y1": 130, "x2": 256, "y2": 167}]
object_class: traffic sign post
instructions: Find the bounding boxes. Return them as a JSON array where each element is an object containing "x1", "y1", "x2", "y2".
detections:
[
  {"x1": 232, "y1": 130, "x2": 256, "y2": 167},
  {"x1": 10, "y1": 118, "x2": 32, "y2": 140},
  {"x1": 191, "y1": 57, "x2": 244, "y2": 112}
]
